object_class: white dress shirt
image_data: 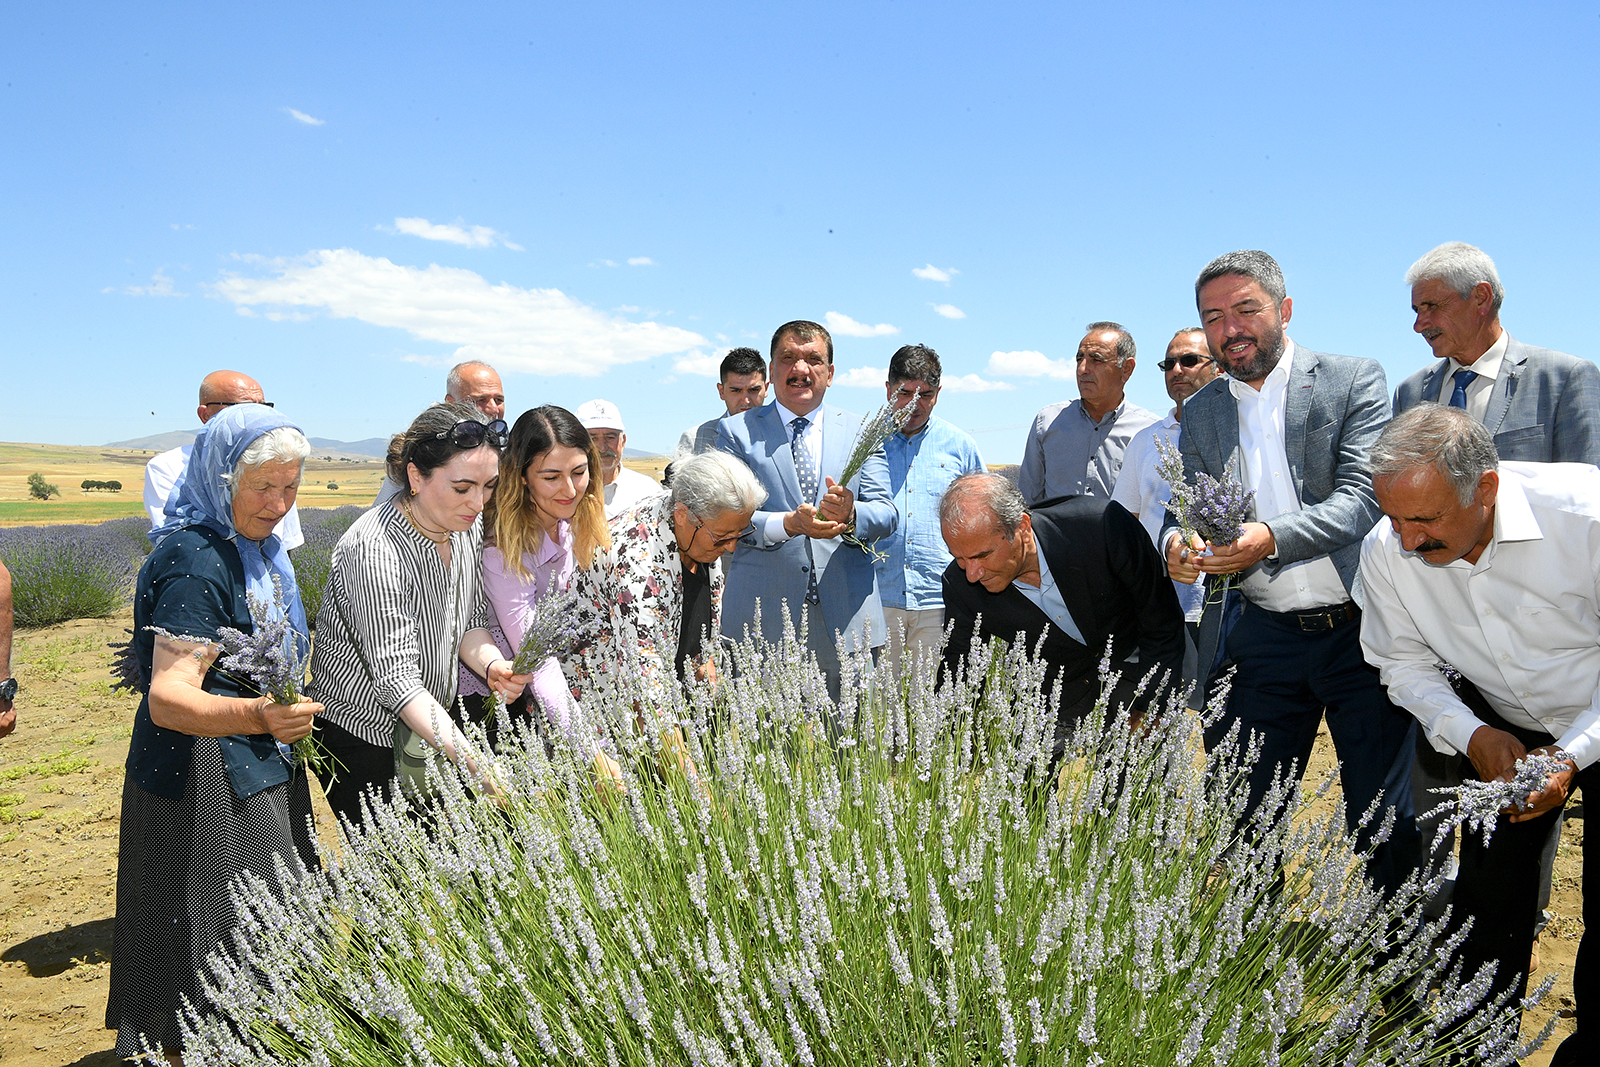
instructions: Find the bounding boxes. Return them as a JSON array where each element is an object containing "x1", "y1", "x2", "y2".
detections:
[
  {"x1": 761, "y1": 402, "x2": 826, "y2": 545},
  {"x1": 1229, "y1": 341, "x2": 1349, "y2": 611},
  {"x1": 1436, "y1": 330, "x2": 1509, "y2": 423},
  {"x1": 603, "y1": 465, "x2": 661, "y2": 520},
  {"x1": 1360, "y1": 461, "x2": 1600, "y2": 769}
]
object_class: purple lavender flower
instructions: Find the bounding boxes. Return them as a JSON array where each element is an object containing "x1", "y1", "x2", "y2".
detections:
[
  {"x1": 1154, "y1": 436, "x2": 1254, "y2": 549},
  {"x1": 1438, "y1": 750, "x2": 1573, "y2": 847},
  {"x1": 510, "y1": 590, "x2": 589, "y2": 674}
]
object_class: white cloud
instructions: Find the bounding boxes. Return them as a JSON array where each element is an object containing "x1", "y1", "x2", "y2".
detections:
[
  {"x1": 931, "y1": 303, "x2": 966, "y2": 320},
  {"x1": 832, "y1": 366, "x2": 887, "y2": 388},
  {"x1": 673, "y1": 350, "x2": 725, "y2": 378},
  {"x1": 391, "y1": 217, "x2": 522, "y2": 250},
  {"x1": 940, "y1": 373, "x2": 1014, "y2": 393},
  {"x1": 824, "y1": 311, "x2": 900, "y2": 338},
  {"x1": 912, "y1": 264, "x2": 957, "y2": 283},
  {"x1": 986, "y1": 350, "x2": 1075, "y2": 380},
  {"x1": 210, "y1": 248, "x2": 708, "y2": 377},
  {"x1": 285, "y1": 107, "x2": 325, "y2": 126},
  {"x1": 104, "y1": 269, "x2": 184, "y2": 297},
  {"x1": 627, "y1": 256, "x2": 655, "y2": 267}
]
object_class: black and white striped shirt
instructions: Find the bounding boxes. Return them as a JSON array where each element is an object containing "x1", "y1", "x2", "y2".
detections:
[{"x1": 309, "y1": 501, "x2": 490, "y2": 748}]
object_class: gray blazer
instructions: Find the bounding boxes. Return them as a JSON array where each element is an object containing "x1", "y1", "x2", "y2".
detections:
[
  {"x1": 1163, "y1": 346, "x2": 1391, "y2": 680},
  {"x1": 715, "y1": 402, "x2": 898, "y2": 675},
  {"x1": 1393, "y1": 334, "x2": 1600, "y2": 465}
]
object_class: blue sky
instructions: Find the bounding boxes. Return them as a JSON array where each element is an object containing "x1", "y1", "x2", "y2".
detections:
[{"x1": 4, "y1": 2, "x2": 1598, "y2": 462}]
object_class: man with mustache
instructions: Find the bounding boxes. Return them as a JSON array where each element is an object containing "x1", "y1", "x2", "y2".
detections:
[
  {"x1": 715, "y1": 319, "x2": 898, "y2": 703},
  {"x1": 1018, "y1": 322, "x2": 1159, "y2": 506},
  {"x1": 1361, "y1": 405, "x2": 1595, "y2": 1064},
  {"x1": 1162, "y1": 250, "x2": 1419, "y2": 897},
  {"x1": 576, "y1": 399, "x2": 661, "y2": 520}
]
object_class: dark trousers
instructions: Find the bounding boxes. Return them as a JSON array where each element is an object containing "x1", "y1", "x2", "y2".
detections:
[
  {"x1": 1451, "y1": 702, "x2": 1593, "y2": 1059},
  {"x1": 312, "y1": 718, "x2": 397, "y2": 830},
  {"x1": 1203, "y1": 599, "x2": 1421, "y2": 897}
]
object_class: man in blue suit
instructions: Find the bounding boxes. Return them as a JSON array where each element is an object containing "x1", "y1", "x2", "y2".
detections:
[
  {"x1": 1162, "y1": 250, "x2": 1419, "y2": 896},
  {"x1": 716, "y1": 320, "x2": 899, "y2": 701}
]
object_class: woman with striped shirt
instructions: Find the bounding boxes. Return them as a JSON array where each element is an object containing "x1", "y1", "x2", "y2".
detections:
[{"x1": 309, "y1": 401, "x2": 530, "y2": 827}]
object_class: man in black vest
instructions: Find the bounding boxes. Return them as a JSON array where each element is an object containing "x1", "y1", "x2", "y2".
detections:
[{"x1": 939, "y1": 472, "x2": 1184, "y2": 741}]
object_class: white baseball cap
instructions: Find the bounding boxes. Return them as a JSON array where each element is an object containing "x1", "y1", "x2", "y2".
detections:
[{"x1": 575, "y1": 399, "x2": 625, "y2": 432}]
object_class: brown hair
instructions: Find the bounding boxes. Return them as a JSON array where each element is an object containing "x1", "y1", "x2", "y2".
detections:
[{"x1": 486, "y1": 405, "x2": 610, "y2": 576}]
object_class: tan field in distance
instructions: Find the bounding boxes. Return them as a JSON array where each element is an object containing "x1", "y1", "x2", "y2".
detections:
[{"x1": 0, "y1": 441, "x2": 671, "y2": 527}]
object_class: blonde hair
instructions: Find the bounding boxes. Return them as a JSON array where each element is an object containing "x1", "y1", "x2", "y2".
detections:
[{"x1": 486, "y1": 406, "x2": 611, "y2": 577}]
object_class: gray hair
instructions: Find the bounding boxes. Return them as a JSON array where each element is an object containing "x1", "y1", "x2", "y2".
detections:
[
  {"x1": 446, "y1": 360, "x2": 496, "y2": 399},
  {"x1": 1195, "y1": 250, "x2": 1286, "y2": 307},
  {"x1": 670, "y1": 451, "x2": 769, "y2": 519},
  {"x1": 228, "y1": 426, "x2": 310, "y2": 499},
  {"x1": 939, "y1": 471, "x2": 1028, "y2": 539},
  {"x1": 1370, "y1": 404, "x2": 1499, "y2": 506},
  {"x1": 1404, "y1": 241, "x2": 1505, "y2": 314},
  {"x1": 1085, "y1": 320, "x2": 1136, "y2": 366},
  {"x1": 1171, "y1": 326, "x2": 1206, "y2": 342}
]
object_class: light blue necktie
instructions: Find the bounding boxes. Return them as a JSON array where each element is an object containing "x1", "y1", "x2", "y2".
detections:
[
  {"x1": 1448, "y1": 369, "x2": 1478, "y2": 409},
  {"x1": 790, "y1": 416, "x2": 821, "y2": 606}
]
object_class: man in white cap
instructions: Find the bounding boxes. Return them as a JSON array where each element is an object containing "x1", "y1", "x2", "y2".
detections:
[{"x1": 577, "y1": 399, "x2": 661, "y2": 519}]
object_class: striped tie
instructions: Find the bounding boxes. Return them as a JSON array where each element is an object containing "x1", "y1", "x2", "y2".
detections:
[{"x1": 790, "y1": 416, "x2": 821, "y2": 606}]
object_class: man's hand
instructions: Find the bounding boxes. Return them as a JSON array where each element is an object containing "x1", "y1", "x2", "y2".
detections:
[
  {"x1": 1466, "y1": 724, "x2": 1527, "y2": 785},
  {"x1": 1194, "y1": 522, "x2": 1276, "y2": 575},
  {"x1": 1511, "y1": 744, "x2": 1578, "y2": 823},
  {"x1": 784, "y1": 503, "x2": 849, "y2": 540},
  {"x1": 817, "y1": 477, "x2": 855, "y2": 526},
  {"x1": 1166, "y1": 532, "x2": 1205, "y2": 584}
]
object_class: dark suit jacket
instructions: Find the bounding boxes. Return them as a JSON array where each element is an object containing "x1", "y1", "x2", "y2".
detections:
[
  {"x1": 941, "y1": 496, "x2": 1185, "y2": 725},
  {"x1": 1393, "y1": 335, "x2": 1600, "y2": 465}
]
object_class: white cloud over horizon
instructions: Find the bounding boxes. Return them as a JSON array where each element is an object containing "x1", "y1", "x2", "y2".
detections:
[
  {"x1": 912, "y1": 264, "x2": 957, "y2": 283},
  {"x1": 931, "y1": 303, "x2": 966, "y2": 319},
  {"x1": 986, "y1": 349, "x2": 1075, "y2": 380},
  {"x1": 284, "y1": 107, "x2": 325, "y2": 126},
  {"x1": 672, "y1": 349, "x2": 727, "y2": 377},
  {"x1": 211, "y1": 248, "x2": 707, "y2": 377},
  {"x1": 390, "y1": 217, "x2": 523, "y2": 250},
  {"x1": 104, "y1": 269, "x2": 184, "y2": 297},
  {"x1": 824, "y1": 311, "x2": 900, "y2": 338},
  {"x1": 942, "y1": 373, "x2": 1013, "y2": 393}
]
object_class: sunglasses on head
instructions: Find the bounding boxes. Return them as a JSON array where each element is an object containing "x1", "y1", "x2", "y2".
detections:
[
  {"x1": 1157, "y1": 354, "x2": 1214, "y2": 372},
  {"x1": 435, "y1": 419, "x2": 510, "y2": 449}
]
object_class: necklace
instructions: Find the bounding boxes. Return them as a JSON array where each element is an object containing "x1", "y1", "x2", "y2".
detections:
[{"x1": 401, "y1": 498, "x2": 451, "y2": 544}]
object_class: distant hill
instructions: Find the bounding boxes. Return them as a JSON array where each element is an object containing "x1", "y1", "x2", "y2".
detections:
[
  {"x1": 308, "y1": 437, "x2": 388, "y2": 458},
  {"x1": 104, "y1": 430, "x2": 389, "y2": 460},
  {"x1": 624, "y1": 447, "x2": 664, "y2": 459},
  {"x1": 105, "y1": 429, "x2": 202, "y2": 452}
]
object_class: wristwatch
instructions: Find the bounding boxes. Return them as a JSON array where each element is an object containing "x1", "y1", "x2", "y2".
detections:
[{"x1": 0, "y1": 678, "x2": 16, "y2": 702}]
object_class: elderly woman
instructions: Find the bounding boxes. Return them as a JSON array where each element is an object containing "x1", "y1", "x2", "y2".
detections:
[
  {"x1": 310, "y1": 401, "x2": 529, "y2": 826},
  {"x1": 593, "y1": 450, "x2": 767, "y2": 700},
  {"x1": 106, "y1": 404, "x2": 321, "y2": 1063}
]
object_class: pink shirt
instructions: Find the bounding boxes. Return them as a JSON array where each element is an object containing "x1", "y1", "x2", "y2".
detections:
[{"x1": 482, "y1": 519, "x2": 577, "y2": 651}]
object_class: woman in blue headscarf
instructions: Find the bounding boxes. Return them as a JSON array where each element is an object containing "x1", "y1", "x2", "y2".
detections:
[{"x1": 106, "y1": 404, "x2": 321, "y2": 1063}]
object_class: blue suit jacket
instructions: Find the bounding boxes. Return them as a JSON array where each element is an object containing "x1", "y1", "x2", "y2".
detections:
[
  {"x1": 1393, "y1": 335, "x2": 1600, "y2": 465},
  {"x1": 715, "y1": 401, "x2": 898, "y2": 671}
]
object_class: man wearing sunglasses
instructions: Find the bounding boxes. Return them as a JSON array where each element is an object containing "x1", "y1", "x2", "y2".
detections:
[
  {"x1": 1112, "y1": 328, "x2": 1221, "y2": 649},
  {"x1": 143, "y1": 370, "x2": 303, "y2": 549}
]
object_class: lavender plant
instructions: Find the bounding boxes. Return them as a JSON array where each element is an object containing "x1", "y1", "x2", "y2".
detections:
[
  {"x1": 1432, "y1": 750, "x2": 1574, "y2": 849},
  {"x1": 290, "y1": 505, "x2": 363, "y2": 630},
  {"x1": 1156, "y1": 435, "x2": 1255, "y2": 549},
  {"x1": 164, "y1": 620, "x2": 1543, "y2": 1066},
  {"x1": 0, "y1": 521, "x2": 141, "y2": 629},
  {"x1": 508, "y1": 589, "x2": 588, "y2": 674},
  {"x1": 835, "y1": 392, "x2": 917, "y2": 560}
]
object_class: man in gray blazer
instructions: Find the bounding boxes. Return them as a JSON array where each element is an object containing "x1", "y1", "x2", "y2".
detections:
[
  {"x1": 1396, "y1": 241, "x2": 1600, "y2": 464},
  {"x1": 716, "y1": 320, "x2": 898, "y2": 702},
  {"x1": 1163, "y1": 250, "x2": 1419, "y2": 896}
]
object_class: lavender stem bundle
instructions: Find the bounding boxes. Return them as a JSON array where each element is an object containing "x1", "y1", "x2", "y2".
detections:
[
  {"x1": 1434, "y1": 749, "x2": 1574, "y2": 848},
  {"x1": 835, "y1": 390, "x2": 919, "y2": 560}
]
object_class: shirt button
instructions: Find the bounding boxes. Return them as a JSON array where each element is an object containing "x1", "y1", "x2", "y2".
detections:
[{"x1": 1502, "y1": 654, "x2": 1511, "y2": 661}]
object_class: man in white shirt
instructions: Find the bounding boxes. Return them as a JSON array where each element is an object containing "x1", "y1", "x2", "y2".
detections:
[
  {"x1": 1163, "y1": 250, "x2": 1418, "y2": 896},
  {"x1": 373, "y1": 361, "x2": 507, "y2": 507},
  {"x1": 576, "y1": 399, "x2": 661, "y2": 520},
  {"x1": 143, "y1": 370, "x2": 303, "y2": 549},
  {"x1": 1361, "y1": 404, "x2": 1594, "y2": 1058}
]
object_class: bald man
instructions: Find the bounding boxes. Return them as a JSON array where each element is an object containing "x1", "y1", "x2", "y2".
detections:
[
  {"x1": 372, "y1": 360, "x2": 507, "y2": 506},
  {"x1": 143, "y1": 370, "x2": 304, "y2": 548}
]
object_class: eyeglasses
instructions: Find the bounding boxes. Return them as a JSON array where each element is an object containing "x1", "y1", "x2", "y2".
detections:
[
  {"x1": 200, "y1": 400, "x2": 274, "y2": 409},
  {"x1": 691, "y1": 518, "x2": 757, "y2": 549},
  {"x1": 1157, "y1": 354, "x2": 1215, "y2": 372},
  {"x1": 434, "y1": 419, "x2": 510, "y2": 449}
]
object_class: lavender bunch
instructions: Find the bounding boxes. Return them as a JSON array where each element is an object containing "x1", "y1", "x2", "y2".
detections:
[
  {"x1": 835, "y1": 391, "x2": 919, "y2": 560},
  {"x1": 1435, "y1": 750, "x2": 1574, "y2": 847},
  {"x1": 509, "y1": 589, "x2": 588, "y2": 674},
  {"x1": 1155, "y1": 435, "x2": 1255, "y2": 548}
]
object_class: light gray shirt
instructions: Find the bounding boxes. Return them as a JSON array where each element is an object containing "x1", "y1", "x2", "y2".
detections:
[{"x1": 1019, "y1": 398, "x2": 1159, "y2": 505}]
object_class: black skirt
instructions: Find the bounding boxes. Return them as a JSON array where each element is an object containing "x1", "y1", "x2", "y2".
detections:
[{"x1": 106, "y1": 736, "x2": 317, "y2": 1055}]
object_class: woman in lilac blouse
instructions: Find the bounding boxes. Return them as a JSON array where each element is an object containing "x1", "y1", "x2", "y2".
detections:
[{"x1": 458, "y1": 406, "x2": 611, "y2": 747}]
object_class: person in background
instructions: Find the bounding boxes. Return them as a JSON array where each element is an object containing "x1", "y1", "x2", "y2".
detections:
[
  {"x1": 144, "y1": 370, "x2": 303, "y2": 549},
  {"x1": 372, "y1": 361, "x2": 506, "y2": 506},
  {"x1": 0, "y1": 557, "x2": 16, "y2": 737},
  {"x1": 1019, "y1": 321, "x2": 1158, "y2": 505},
  {"x1": 875, "y1": 344, "x2": 985, "y2": 677},
  {"x1": 107, "y1": 404, "x2": 321, "y2": 1062},
  {"x1": 1112, "y1": 327, "x2": 1222, "y2": 655},
  {"x1": 678, "y1": 348, "x2": 769, "y2": 456},
  {"x1": 715, "y1": 319, "x2": 899, "y2": 703},
  {"x1": 310, "y1": 402, "x2": 528, "y2": 827},
  {"x1": 577, "y1": 399, "x2": 661, "y2": 520}
]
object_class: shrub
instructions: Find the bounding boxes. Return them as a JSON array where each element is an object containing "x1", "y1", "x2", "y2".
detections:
[
  {"x1": 290, "y1": 505, "x2": 363, "y2": 629},
  {"x1": 326, "y1": 482, "x2": 339, "y2": 490},
  {"x1": 0, "y1": 523, "x2": 139, "y2": 628},
  {"x1": 169, "y1": 635, "x2": 1539, "y2": 1066},
  {"x1": 26, "y1": 472, "x2": 60, "y2": 500}
]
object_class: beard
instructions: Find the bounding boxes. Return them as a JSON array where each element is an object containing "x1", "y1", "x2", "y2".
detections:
[{"x1": 1219, "y1": 322, "x2": 1287, "y2": 383}]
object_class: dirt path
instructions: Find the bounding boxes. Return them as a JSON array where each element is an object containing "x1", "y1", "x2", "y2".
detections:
[{"x1": 0, "y1": 611, "x2": 1583, "y2": 1064}]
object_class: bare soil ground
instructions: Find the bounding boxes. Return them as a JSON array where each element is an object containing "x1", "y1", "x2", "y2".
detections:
[{"x1": 0, "y1": 611, "x2": 1582, "y2": 1065}]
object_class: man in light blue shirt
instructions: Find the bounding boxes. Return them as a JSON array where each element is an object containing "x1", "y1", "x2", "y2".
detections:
[{"x1": 876, "y1": 345, "x2": 986, "y2": 677}]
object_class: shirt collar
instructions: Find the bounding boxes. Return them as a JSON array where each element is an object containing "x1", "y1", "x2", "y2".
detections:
[
  {"x1": 1077, "y1": 397, "x2": 1126, "y2": 426},
  {"x1": 1449, "y1": 329, "x2": 1508, "y2": 382},
  {"x1": 774, "y1": 400, "x2": 824, "y2": 431},
  {"x1": 534, "y1": 518, "x2": 572, "y2": 566},
  {"x1": 1227, "y1": 338, "x2": 1296, "y2": 401},
  {"x1": 1490, "y1": 471, "x2": 1542, "y2": 545}
]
